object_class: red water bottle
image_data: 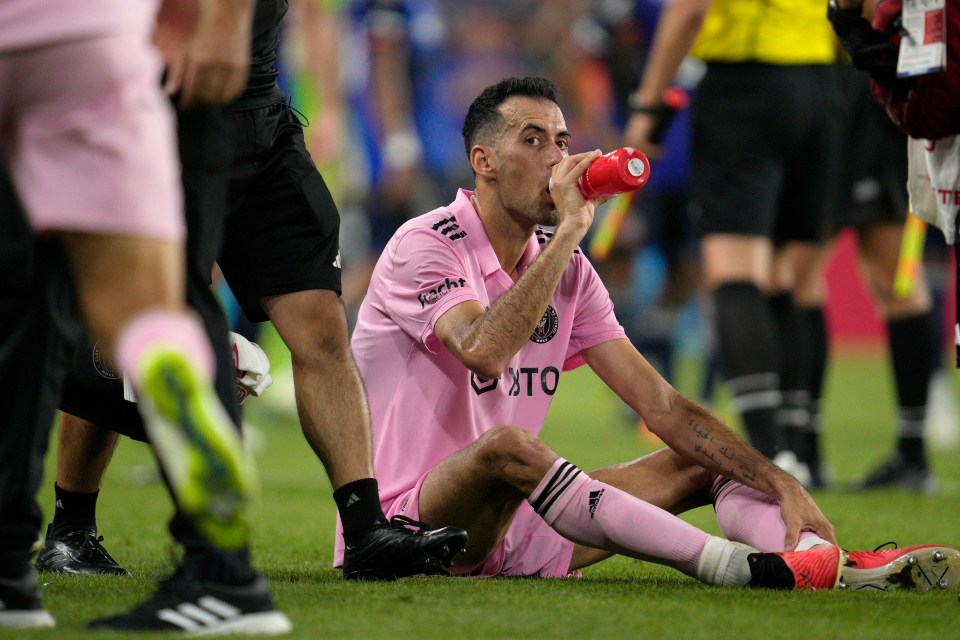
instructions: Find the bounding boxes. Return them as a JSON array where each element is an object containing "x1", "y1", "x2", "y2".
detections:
[{"x1": 577, "y1": 147, "x2": 651, "y2": 200}]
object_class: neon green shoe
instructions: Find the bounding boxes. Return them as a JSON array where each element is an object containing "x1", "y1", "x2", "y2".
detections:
[{"x1": 136, "y1": 346, "x2": 257, "y2": 550}]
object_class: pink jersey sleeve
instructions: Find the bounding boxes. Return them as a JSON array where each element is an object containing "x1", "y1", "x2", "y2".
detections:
[
  {"x1": 563, "y1": 252, "x2": 627, "y2": 370},
  {"x1": 381, "y1": 226, "x2": 482, "y2": 353}
]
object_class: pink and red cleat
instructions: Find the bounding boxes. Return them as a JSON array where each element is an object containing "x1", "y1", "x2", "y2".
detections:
[
  {"x1": 749, "y1": 545, "x2": 843, "y2": 590},
  {"x1": 839, "y1": 544, "x2": 960, "y2": 591},
  {"x1": 749, "y1": 543, "x2": 960, "y2": 591}
]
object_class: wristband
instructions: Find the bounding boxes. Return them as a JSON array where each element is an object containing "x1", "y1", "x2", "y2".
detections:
[{"x1": 627, "y1": 93, "x2": 661, "y2": 115}]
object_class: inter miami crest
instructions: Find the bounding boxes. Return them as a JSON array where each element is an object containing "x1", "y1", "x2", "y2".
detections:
[
  {"x1": 529, "y1": 305, "x2": 558, "y2": 344},
  {"x1": 91, "y1": 341, "x2": 119, "y2": 380}
]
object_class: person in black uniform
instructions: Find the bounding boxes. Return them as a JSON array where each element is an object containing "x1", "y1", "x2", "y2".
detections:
[
  {"x1": 40, "y1": 2, "x2": 467, "y2": 631},
  {"x1": 624, "y1": 0, "x2": 841, "y2": 485},
  {"x1": 791, "y1": 64, "x2": 941, "y2": 493}
]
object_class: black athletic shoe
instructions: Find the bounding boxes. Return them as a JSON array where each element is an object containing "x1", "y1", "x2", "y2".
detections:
[
  {"x1": 35, "y1": 524, "x2": 130, "y2": 576},
  {"x1": 856, "y1": 453, "x2": 938, "y2": 493},
  {"x1": 342, "y1": 515, "x2": 468, "y2": 581},
  {"x1": 0, "y1": 568, "x2": 55, "y2": 629},
  {"x1": 87, "y1": 572, "x2": 291, "y2": 635}
]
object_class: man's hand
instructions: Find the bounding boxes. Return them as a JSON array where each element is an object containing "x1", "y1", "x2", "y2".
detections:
[
  {"x1": 828, "y1": 1, "x2": 905, "y2": 91},
  {"x1": 623, "y1": 111, "x2": 662, "y2": 159},
  {"x1": 777, "y1": 479, "x2": 838, "y2": 551},
  {"x1": 156, "y1": 0, "x2": 254, "y2": 108},
  {"x1": 549, "y1": 150, "x2": 602, "y2": 239}
]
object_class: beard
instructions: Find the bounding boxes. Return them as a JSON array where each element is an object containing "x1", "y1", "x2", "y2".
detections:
[{"x1": 538, "y1": 206, "x2": 560, "y2": 227}]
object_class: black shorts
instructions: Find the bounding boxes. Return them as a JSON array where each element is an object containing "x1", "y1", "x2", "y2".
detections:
[
  {"x1": 219, "y1": 102, "x2": 341, "y2": 322},
  {"x1": 832, "y1": 65, "x2": 908, "y2": 230},
  {"x1": 691, "y1": 63, "x2": 842, "y2": 243},
  {"x1": 59, "y1": 336, "x2": 147, "y2": 441}
]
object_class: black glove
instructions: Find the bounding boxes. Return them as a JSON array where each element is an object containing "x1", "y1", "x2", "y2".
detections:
[{"x1": 828, "y1": 4, "x2": 909, "y2": 92}]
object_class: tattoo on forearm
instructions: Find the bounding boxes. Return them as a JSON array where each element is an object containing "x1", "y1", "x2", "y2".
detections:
[
  {"x1": 690, "y1": 420, "x2": 713, "y2": 441},
  {"x1": 693, "y1": 444, "x2": 720, "y2": 466},
  {"x1": 689, "y1": 416, "x2": 759, "y2": 484}
]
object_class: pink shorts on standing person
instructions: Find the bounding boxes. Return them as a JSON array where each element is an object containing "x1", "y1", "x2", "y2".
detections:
[{"x1": 0, "y1": 0, "x2": 184, "y2": 241}]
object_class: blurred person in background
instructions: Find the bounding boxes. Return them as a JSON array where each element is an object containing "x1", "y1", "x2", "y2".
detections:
[
  {"x1": 792, "y1": 58, "x2": 940, "y2": 492},
  {"x1": 624, "y1": 0, "x2": 841, "y2": 487},
  {"x1": 826, "y1": 0, "x2": 960, "y2": 490},
  {"x1": 587, "y1": 0, "x2": 715, "y2": 399}
]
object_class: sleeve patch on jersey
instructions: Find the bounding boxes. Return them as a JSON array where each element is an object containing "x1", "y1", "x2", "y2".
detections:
[{"x1": 431, "y1": 216, "x2": 467, "y2": 241}]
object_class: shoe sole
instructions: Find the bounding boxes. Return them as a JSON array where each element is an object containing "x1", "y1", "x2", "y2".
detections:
[
  {"x1": 138, "y1": 347, "x2": 256, "y2": 551},
  {"x1": 419, "y1": 529, "x2": 469, "y2": 571},
  {"x1": 35, "y1": 537, "x2": 131, "y2": 576},
  {"x1": 0, "y1": 609, "x2": 56, "y2": 629},
  {"x1": 185, "y1": 612, "x2": 292, "y2": 637},
  {"x1": 840, "y1": 546, "x2": 960, "y2": 591},
  {"x1": 35, "y1": 557, "x2": 130, "y2": 576}
]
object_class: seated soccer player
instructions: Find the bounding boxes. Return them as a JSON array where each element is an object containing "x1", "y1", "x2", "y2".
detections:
[{"x1": 335, "y1": 76, "x2": 960, "y2": 590}]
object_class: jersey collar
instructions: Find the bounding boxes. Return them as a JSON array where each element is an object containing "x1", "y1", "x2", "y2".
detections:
[{"x1": 452, "y1": 188, "x2": 542, "y2": 279}]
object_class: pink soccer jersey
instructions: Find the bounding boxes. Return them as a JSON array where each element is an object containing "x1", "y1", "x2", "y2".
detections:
[{"x1": 350, "y1": 187, "x2": 626, "y2": 510}]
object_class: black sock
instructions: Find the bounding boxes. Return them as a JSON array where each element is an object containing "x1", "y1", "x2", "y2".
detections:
[
  {"x1": 714, "y1": 282, "x2": 783, "y2": 458},
  {"x1": 169, "y1": 513, "x2": 258, "y2": 584},
  {"x1": 334, "y1": 478, "x2": 387, "y2": 546},
  {"x1": 50, "y1": 483, "x2": 98, "y2": 534},
  {"x1": 180, "y1": 548, "x2": 258, "y2": 585},
  {"x1": 769, "y1": 292, "x2": 811, "y2": 457},
  {"x1": 799, "y1": 305, "x2": 828, "y2": 473},
  {"x1": 888, "y1": 312, "x2": 939, "y2": 467}
]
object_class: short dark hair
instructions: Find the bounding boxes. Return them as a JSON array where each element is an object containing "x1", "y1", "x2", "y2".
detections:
[{"x1": 461, "y1": 76, "x2": 559, "y2": 161}]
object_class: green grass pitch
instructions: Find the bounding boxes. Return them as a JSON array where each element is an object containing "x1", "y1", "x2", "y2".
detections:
[{"x1": 9, "y1": 349, "x2": 960, "y2": 639}]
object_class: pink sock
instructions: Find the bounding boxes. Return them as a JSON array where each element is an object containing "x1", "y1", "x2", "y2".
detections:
[
  {"x1": 529, "y1": 458, "x2": 709, "y2": 577},
  {"x1": 115, "y1": 310, "x2": 215, "y2": 388},
  {"x1": 711, "y1": 476, "x2": 821, "y2": 552}
]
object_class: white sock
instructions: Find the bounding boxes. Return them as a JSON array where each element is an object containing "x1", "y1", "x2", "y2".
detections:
[
  {"x1": 795, "y1": 536, "x2": 832, "y2": 551},
  {"x1": 695, "y1": 536, "x2": 758, "y2": 586}
]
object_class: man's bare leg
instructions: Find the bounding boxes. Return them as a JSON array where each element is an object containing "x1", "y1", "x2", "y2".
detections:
[
  {"x1": 56, "y1": 414, "x2": 119, "y2": 494},
  {"x1": 263, "y1": 289, "x2": 466, "y2": 579},
  {"x1": 59, "y1": 233, "x2": 185, "y2": 358},
  {"x1": 261, "y1": 289, "x2": 372, "y2": 489},
  {"x1": 35, "y1": 414, "x2": 127, "y2": 576}
]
